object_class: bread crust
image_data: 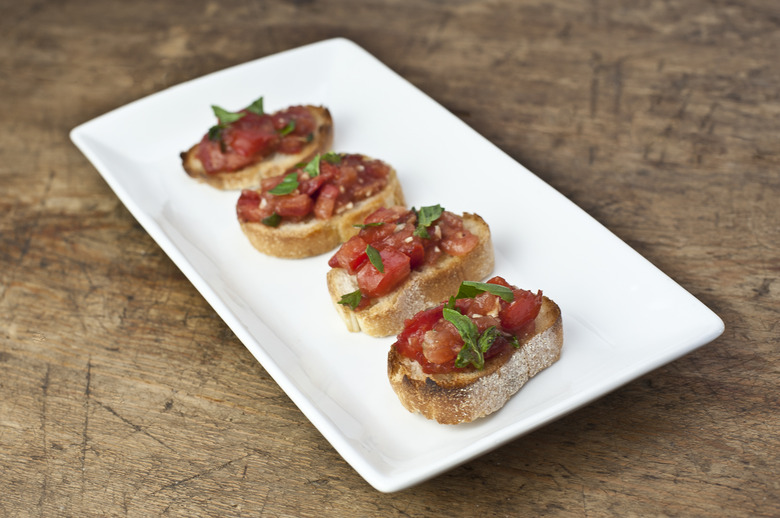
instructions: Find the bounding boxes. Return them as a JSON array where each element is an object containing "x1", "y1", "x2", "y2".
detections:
[
  {"x1": 387, "y1": 296, "x2": 563, "y2": 424},
  {"x1": 326, "y1": 213, "x2": 494, "y2": 337},
  {"x1": 239, "y1": 167, "x2": 405, "y2": 258},
  {"x1": 181, "y1": 105, "x2": 333, "y2": 190}
]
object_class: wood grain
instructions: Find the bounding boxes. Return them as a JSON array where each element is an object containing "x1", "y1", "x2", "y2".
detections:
[{"x1": 1, "y1": 0, "x2": 778, "y2": 516}]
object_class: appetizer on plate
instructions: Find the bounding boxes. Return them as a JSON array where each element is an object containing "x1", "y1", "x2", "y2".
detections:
[
  {"x1": 236, "y1": 152, "x2": 404, "y2": 258},
  {"x1": 181, "y1": 96, "x2": 333, "y2": 190},
  {"x1": 327, "y1": 205, "x2": 494, "y2": 337},
  {"x1": 388, "y1": 277, "x2": 563, "y2": 424}
]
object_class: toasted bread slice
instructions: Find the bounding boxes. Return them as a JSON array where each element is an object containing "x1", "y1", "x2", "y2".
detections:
[
  {"x1": 239, "y1": 166, "x2": 405, "y2": 258},
  {"x1": 388, "y1": 295, "x2": 563, "y2": 424},
  {"x1": 326, "y1": 213, "x2": 494, "y2": 337},
  {"x1": 181, "y1": 105, "x2": 333, "y2": 190}
]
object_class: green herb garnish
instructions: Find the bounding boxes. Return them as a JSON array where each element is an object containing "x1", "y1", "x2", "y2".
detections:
[
  {"x1": 338, "y1": 289, "x2": 362, "y2": 310},
  {"x1": 261, "y1": 212, "x2": 281, "y2": 227},
  {"x1": 366, "y1": 244, "x2": 384, "y2": 273},
  {"x1": 207, "y1": 96, "x2": 263, "y2": 141},
  {"x1": 278, "y1": 119, "x2": 295, "y2": 136},
  {"x1": 303, "y1": 154, "x2": 322, "y2": 178},
  {"x1": 268, "y1": 172, "x2": 299, "y2": 195},
  {"x1": 414, "y1": 204, "x2": 444, "y2": 238},
  {"x1": 454, "y1": 281, "x2": 514, "y2": 302},
  {"x1": 443, "y1": 308, "x2": 500, "y2": 370},
  {"x1": 245, "y1": 96, "x2": 264, "y2": 115},
  {"x1": 322, "y1": 151, "x2": 341, "y2": 163}
]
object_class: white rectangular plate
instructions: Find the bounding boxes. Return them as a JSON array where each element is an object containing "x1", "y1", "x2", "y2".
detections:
[{"x1": 71, "y1": 38, "x2": 724, "y2": 492}]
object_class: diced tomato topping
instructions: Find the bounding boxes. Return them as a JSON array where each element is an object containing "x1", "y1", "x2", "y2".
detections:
[
  {"x1": 275, "y1": 193, "x2": 312, "y2": 218},
  {"x1": 329, "y1": 205, "x2": 481, "y2": 311},
  {"x1": 421, "y1": 319, "x2": 462, "y2": 364},
  {"x1": 197, "y1": 104, "x2": 320, "y2": 174},
  {"x1": 486, "y1": 276, "x2": 511, "y2": 288},
  {"x1": 499, "y1": 289, "x2": 543, "y2": 332},
  {"x1": 357, "y1": 247, "x2": 411, "y2": 298},
  {"x1": 438, "y1": 211, "x2": 479, "y2": 256},
  {"x1": 236, "y1": 154, "x2": 391, "y2": 226},
  {"x1": 394, "y1": 305, "x2": 444, "y2": 360},
  {"x1": 313, "y1": 183, "x2": 339, "y2": 219},
  {"x1": 236, "y1": 189, "x2": 263, "y2": 222},
  {"x1": 391, "y1": 277, "x2": 544, "y2": 374},
  {"x1": 328, "y1": 235, "x2": 369, "y2": 274},
  {"x1": 364, "y1": 206, "x2": 408, "y2": 225},
  {"x1": 223, "y1": 112, "x2": 279, "y2": 157}
]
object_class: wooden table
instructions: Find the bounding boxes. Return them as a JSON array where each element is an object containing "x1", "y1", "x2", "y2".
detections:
[{"x1": 2, "y1": 1, "x2": 778, "y2": 516}]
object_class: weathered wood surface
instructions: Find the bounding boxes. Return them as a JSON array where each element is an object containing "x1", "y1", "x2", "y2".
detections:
[{"x1": 1, "y1": 0, "x2": 778, "y2": 516}]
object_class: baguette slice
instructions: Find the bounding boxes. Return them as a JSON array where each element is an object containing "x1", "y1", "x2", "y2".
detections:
[
  {"x1": 181, "y1": 105, "x2": 333, "y2": 190},
  {"x1": 239, "y1": 165, "x2": 405, "y2": 258},
  {"x1": 388, "y1": 295, "x2": 563, "y2": 424},
  {"x1": 327, "y1": 213, "x2": 494, "y2": 337}
]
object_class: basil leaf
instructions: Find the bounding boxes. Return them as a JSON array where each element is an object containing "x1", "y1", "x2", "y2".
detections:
[
  {"x1": 245, "y1": 96, "x2": 264, "y2": 115},
  {"x1": 509, "y1": 334, "x2": 521, "y2": 349},
  {"x1": 303, "y1": 154, "x2": 321, "y2": 178},
  {"x1": 261, "y1": 213, "x2": 281, "y2": 227},
  {"x1": 338, "y1": 289, "x2": 362, "y2": 310},
  {"x1": 445, "y1": 296, "x2": 456, "y2": 310},
  {"x1": 322, "y1": 151, "x2": 341, "y2": 163},
  {"x1": 212, "y1": 105, "x2": 245, "y2": 125},
  {"x1": 444, "y1": 308, "x2": 481, "y2": 369},
  {"x1": 207, "y1": 105, "x2": 246, "y2": 141},
  {"x1": 352, "y1": 222, "x2": 384, "y2": 229},
  {"x1": 445, "y1": 309, "x2": 500, "y2": 370},
  {"x1": 278, "y1": 119, "x2": 295, "y2": 136},
  {"x1": 366, "y1": 244, "x2": 384, "y2": 273},
  {"x1": 207, "y1": 125, "x2": 223, "y2": 141},
  {"x1": 268, "y1": 172, "x2": 299, "y2": 195},
  {"x1": 478, "y1": 326, "x2": 500, "y2": 353},
  {"x1": 414, "y1": 204, "x2": 444, "y2": 238},
  {"x1": 455, "y1": 281, "x2": 514, "y2": 302}
]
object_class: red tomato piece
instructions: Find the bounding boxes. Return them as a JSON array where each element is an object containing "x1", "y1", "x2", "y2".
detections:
[
  {"x1": 274, "y1": 193, "x2": 313, "y2": 218},
  {"x1": 393, "y1": 305, "x2": 444, "y2": 360},
  {"x1": 499, "y1": 289, "x2": 543, "y2": 331},
  {"x1": 421, "y1": 319, "x2": 462, "y2": 364},
  {"x1": 328, "y1": 235, "x2": 368, "y2": 274},
  {"x1": 313, "y1": 183, "x2": 339, "y2": 220},
  {"x1": 223, "y1": 113, "x2": 279, "y2": 157},
  {"x1": 356, "y1": 247, "x2": 411, "y2": 298},
  {"x1": 236, "y1": 189, "x2": 262, "y2": 222}
]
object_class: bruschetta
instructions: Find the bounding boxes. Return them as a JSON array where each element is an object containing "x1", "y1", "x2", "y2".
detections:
[
  {"x1": 181, "y1": 97, "x2": 333, "y2": 190},
  {"x1": 236, "y1": 153, "x2": 405, "y2": 258},
  {"x1": 326, "y1": 205, "x2": 494, "y2": 337},
  {"x1": 387, "y1": 277, "x2": 563, "y2": 424}
]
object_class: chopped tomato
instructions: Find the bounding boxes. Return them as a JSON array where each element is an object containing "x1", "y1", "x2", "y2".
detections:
[
  {"x1": 236, "y1": 189, "x2": 262, "y2": 222},
  {"x1": 364, "y1": 206, "x2": 408, "y2": 225},
  {"x1": 391, "y1": 275, "x2": 545, "y2": 374},
  {"x1": 312, "y1": 183, "x2": 339, "y2": 219},
  {"x1": 236, "y1": 154, "x2": 391, "y2": 225},
  {"x1": 487, "y1": 276, "x2": 511, "y2": 288},
  {"x1": 357, "y1": 247, "x2": 411, "y2": 298},
  {"x1": 394, "y1": 305, "x2": 444, "y2": 360},
  {"x1": 275, "y1": 193, "x2": 312, "y2": 218},
  {"x1": 197, "y1": 136, "x2": 257, "y2": 173},
  {"x1": 329, "y1": 205, "x2": 481, "y2": 311},
  {"x1": 223, "y1": 113, "x2": 279, "y2": 157},
  {"x1": 499, "y1": 289, "x2": 543, "y2": 331},
  {"x1": 421, "y1": 320, "x2": 462, "y2": 364},
  {"x1": 328, "y1": 235, "x2": 368, "y2": 274}
]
